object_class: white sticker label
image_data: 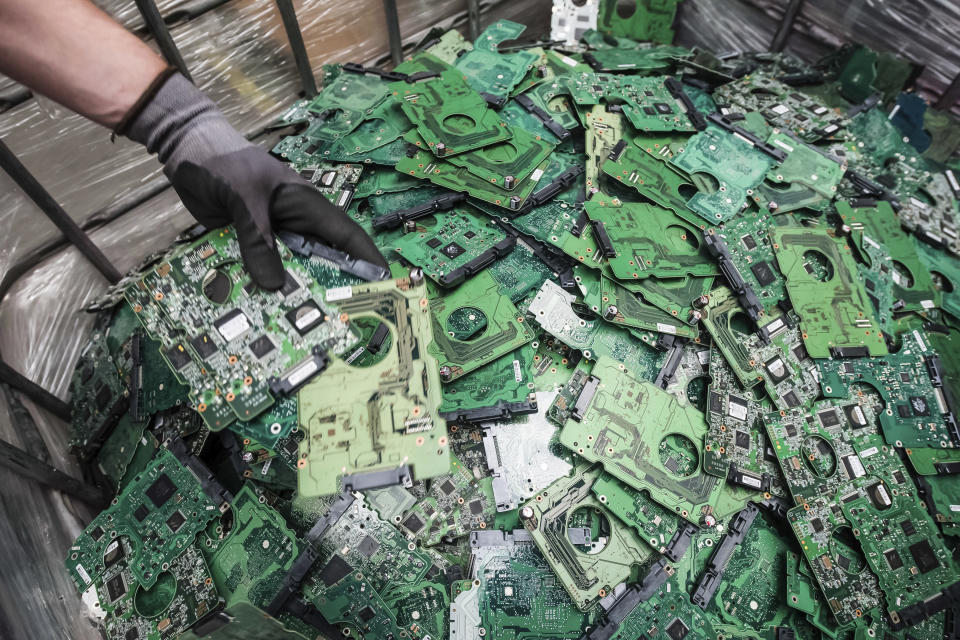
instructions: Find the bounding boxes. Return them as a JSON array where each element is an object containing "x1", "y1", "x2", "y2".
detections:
[
  {"x1": 512, "y1": 359, "x2": 523, "y2": 383},
  {"x1": 950, "y1": 504, "x2": 960, "y2": 512},
  {"x1": 773, "y1": 138, "x2": 794, "y2": 152},
  {"x1": 560, "y1": 55, "x2": 578, "y2": 67},
  {"x1": 741, "y1": 474, "x2": 762, "y2": 489},
  {"x1": 285, "y1": 359, "x2": 319, "y2": 387},
  {"x1": 860, "y1": 446, "x2": 879, "y2": 458},
  {"x1": 295, "y1": 307, "x2": 323, "y2": 330},
  {"x1": 845, "y1": 454, "x2": 866, "y2": 478},
  {"x1": 823, "y1": 124, "x2": 838, "y2": 133},
  {"x1": 530, "y1": 168, "x2": 545, "y2": 183},
  {"x1": 946, "y1": 169, "x2": 960, "y2": 192},
  {"x1": 656, "y1": 323, "x2": 678, "y2": 335},
  {"x1": 913, "y1": 330, "x2": 927, "y2": 352},
  {"x1": 728, "y1": 401, "x2": 748, "y2": 422},
  {"x1": 771, "y1": 104, "x2": 789, "y2": 115},
  {"x1": 217, "y1": 312, "x2": 250, "y2": 341},
  {"x1": 326, "y1": 286, "x2": 353, "y2": 301},
  {"x1": 261, "y1": 458, "x2": 272, "y2": 476},
  {"x1": 76, "y1": 564, "x2": 92, "y2": 585}
]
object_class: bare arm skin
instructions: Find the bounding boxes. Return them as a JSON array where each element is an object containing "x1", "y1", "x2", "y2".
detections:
[{"x1": 0, "y1": 0, "x2": 167, "y2": 128}]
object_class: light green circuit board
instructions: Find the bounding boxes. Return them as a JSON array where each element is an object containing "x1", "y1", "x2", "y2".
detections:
[
  {"x1": 519, "y1": 466, "x2": 655, "y2": 611},
  {"x1": 438, "y1": 344, "x2": 538, "y2": 422},
  {"x1": 552, "y1": 358, "x2": 754, "y2": 525},
  {"x1": 584, "y1": 198, "x2": 718, "y2": 280},
  {"x1": 297, "y1": 277, "x2": 450, "y2": 496},
  {"x1": 426, "y1": 269, "x2": 535, "y2": 381},
  {"x1": 671, "y1": 124, "x2": 777, "y2": 223},
  {"x1": 454, "y1": 20, "x2": 539, "y2": 99},
  {"x1": 771, "y1": 226, "x2": 888, "y2": 358}
]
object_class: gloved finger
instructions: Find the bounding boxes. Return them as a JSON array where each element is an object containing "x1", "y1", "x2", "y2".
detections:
[
  {"x1": 271, "y1": 183, "x2": 389, "y2": 269},
  {"x1": 230, "y1": 195, "x2": 286, "y2": 290},
  {"x1": 166, "y1": 163, "x2": 234, "y2": 229}
]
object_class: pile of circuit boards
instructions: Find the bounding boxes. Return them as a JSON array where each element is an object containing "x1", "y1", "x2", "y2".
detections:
[{"x1": 66, "y1": 4, "x2": 960, "y2": 640}]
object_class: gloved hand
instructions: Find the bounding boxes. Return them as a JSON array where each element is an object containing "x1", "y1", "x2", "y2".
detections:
[{"x1": 120, "y1": 71, "x2": 387, "y2": 290}]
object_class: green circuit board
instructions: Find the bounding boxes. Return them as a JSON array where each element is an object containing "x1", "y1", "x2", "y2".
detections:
[
  {"x1": 97, "y1": 540, "x2": 219, "y2": 640},
  {"x1": 553, "y1": 357, "x2": 754, "y2": 525},
  {"x1": 124, "y1": 228, "x2": 357, "y2": 430},
  {"x1": 454, "y1": 20, "x2": 539, "y2": 100},
  {"x1": 519, "y1": 467, "x2": 655, "y2": 611},
  {"x1": 297, "y1": 277, "x2": 449, "y2": 496},
  {"x1": 67, "y1": 447, "x2": 225, "y2": 591},
  {"x1": 393, "y1": 207, "x2": 513, "y2": 287},
  {"x1": 304, "y1": 495, "x2": 449, "y2": 639},
  {"x1": 771, "y1": 226, "x2": 888, "y2": 358},
  {"x1": 670, "y1": 124, "x2": 777, "y2": 223},
  {"x1": 438, "y1": 344, "x2": 537, "y2": 422},
  {"x1": 449, "y1": 529, "x2": 595, "y2": 639},
  {"x1": 427, "y1": 269, "x2": 535, "y2": 380},
  {"x1": 584, "y1": 198, "x2": 717, "y2": 280}
]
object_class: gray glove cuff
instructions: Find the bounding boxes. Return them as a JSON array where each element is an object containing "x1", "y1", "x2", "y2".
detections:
[{"x1": 124, "y1": 73, "x2": 251, "y2": 175}]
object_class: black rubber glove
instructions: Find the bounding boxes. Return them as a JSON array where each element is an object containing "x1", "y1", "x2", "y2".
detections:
[{"x1": 122, "y1": 72, "x2": 387, "y2": 290}]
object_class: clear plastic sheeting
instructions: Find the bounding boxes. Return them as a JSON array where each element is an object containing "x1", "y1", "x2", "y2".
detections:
[{"x1": 677, "y1": 0, "x2": 960, "y2": 113}]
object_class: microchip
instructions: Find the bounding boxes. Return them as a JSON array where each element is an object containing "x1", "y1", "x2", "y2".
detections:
[
  {"x1": 836, "y1": 554, "x2": 850, "y2": 571},
  {"x1": 842, "y1": 404, "x2": 868, "y2": 428},
  {"x1": 166, "y1": 344, "x2": 193, "y2": 371},
  {"x1": 435, "y1": 479, "x2": 456, "y2": 496},
  {"x1": 735, "y1": 431, "x2": 750, "y2": 449},
  {"x1": 817, "y1": 409, "x2": 840, "y2": 428},
  {"x1": 784, "y1": 423, "x2": 797, "y2": 438},
  {"x1": 280, "y1": 271, "x2": 300, "y2": 296},
  {"x1": 664, "y1": 457, "x2": 679, "y2": 473},
  {"x1": 357, "y1": 535, "x2": 380, "y2": 558},
  {"x1": 763, "y1": 355, "x2": 790, "y2": 384},
  {"x1": 654, "y1": 102, "x2": 673, "y2": 114},
  {"x1": 401, "y1": 513, "x2": 425, "y2": 534},
  {"x1": 910, "y1": 396, "x2": 930, "y2": 416},
  {"x1": 469, "y1": 500, "x2": 483, "y2": 515},
  {"x1": 726, "y1": 395, "x2": 748, "y2": 422},
  {"x1": 867, "y1": 482, "x2": 892, "y2": 509},
  {"x1": 125, "y1": 629, "x2": 139, "y2": 640},
  {"x1": 900, "y1": 520, "x2": 916, "y2": 537},
  {"x1": 106, "y1": 573, "x2": 127, "y2": 603},
  {"x1": 358, "y1": 606, "x2": 376, "y2": 622},
  {"x1": 426, "y1": 237, "x2": 442, "y2": 249},
  {"x1": 190, "y1": 333, "x2": 218, "y2": 360},
  {"x1": 90, "y1": 526, "x2": 105, "y2": 542},
  {"x1": 750, "y1": 261, "x2": 777, "y2": 287},
  {"x1": 282, "y1": 438, "x2": 300, "y2": 457},
  {"x1": 133, "y1": 504, "x2": 150, "y2": 522},
  {"x1": 843, "y1": 362, "x2": 855, "y2": 374},
  {"x1": 249, "y1": 335, "x2": 276, "y2": 359},
  {"x1": 909, "y1": 539, "x2": 940, "y2": 573},
  {"x1": 741, "y1": 234, "x2": 757, "y2": 250},
  {"x1": 892, "y1": 470, "x2": 905, "y2": 484},
  {"x1": 213, "y1": 308, "x2": 251, "y2": 342},
  {"x1": 440, "y1": 242, "x2": 466, "y2": 259},
  {"x1": 897, "y1": 405, "x2": 912, "y2": 418},
  {"x1": 643, "y1": 106, "x2": 657, "y2": 115},
  {"x1": 884, "y1": 548, "x2": 904, "y2": 570},
  {"x1": 166, "y1": 510, "x2": 186, "y2": 533},
  {"x1": 423, "y1": 504, "x2": 436, "y2": 518},
  {"x1": 810, "y1": 517, "x2": 824, "y2": 533},
  {"x1": 463, "y1": 231, "x2": 477, "y2": 239},
  {"x1": 708, "y1": 390, "x2": 722, "y2": 414},
  {"x1": 285, "y1": 300, "x2": 325, "y2": 335},
  {"x1": 665, "y1": 617, "x2": 689, "y2": 640},
  {"x1": 95, "y1": 384, "x2": 112, "y2": 411},
  {"x1": 900, "y1": 372, "x2": 911, "y2": 383},
  {"x1": 791, "y1": 343, "x2": 808, "y2": 362},
  {"x1": 104, "y1": 539, "x2": 124, "y2": 567},
  {"x1": 145, "y1": 473, "x2": 177, "y2": 508},
  {"x1": 318, "y1": 555, "x2": 354, "y2": 586},
  {"x1": 782, "y1": 391, "x2": 801, "y2": 408}
]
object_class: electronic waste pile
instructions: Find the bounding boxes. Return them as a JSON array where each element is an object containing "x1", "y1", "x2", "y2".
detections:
[{"x1": 64, "y1": 5, "x2": 960, "y2": 640}]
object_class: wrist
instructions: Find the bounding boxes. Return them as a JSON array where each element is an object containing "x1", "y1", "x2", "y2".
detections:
[{"x1": 122, "y1": 72, "x2": 250, "y2": 172}]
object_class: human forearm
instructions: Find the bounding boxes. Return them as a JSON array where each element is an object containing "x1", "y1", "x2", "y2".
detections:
[{"x1": 0, "y1": 0, "x2": 167, "y2": 128}]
